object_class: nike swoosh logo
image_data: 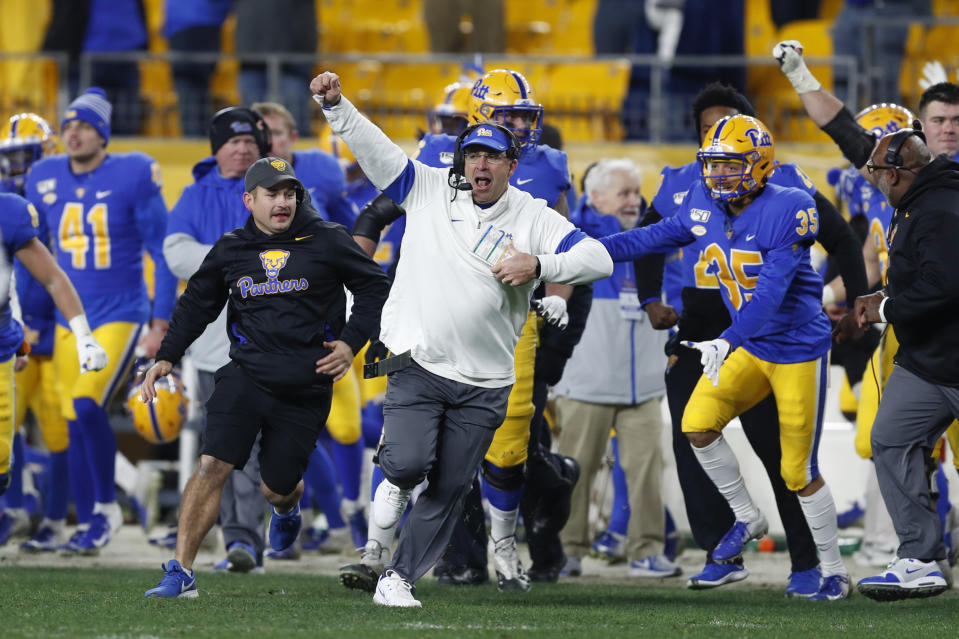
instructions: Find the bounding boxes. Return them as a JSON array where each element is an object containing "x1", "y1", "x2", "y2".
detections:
[
  {"x1": 96, "y1": 190, "x2": 111, "y2": 199},
  {"x1": 91, "y1": 531, "x2": 109, "y2": 547},
  {"x1": 904, "y1": 567, "x2": 923, "y2": 574},
  {"x1": 450, "y1": 219, "x2": 463, "y2": 222},
  {"x1": 294, "y1": 234, "x2": 314, "y2": 241},
  {"x1": 516, "y1": 178, "x2": 534, "y2": 185},
  {"x1": 745, "y1": 234, "x2": 756, "y2": 241}
]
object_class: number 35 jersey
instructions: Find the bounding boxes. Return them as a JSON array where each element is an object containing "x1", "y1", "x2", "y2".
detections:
[
  {"x1": 25, "y1": 152, "x2": 176, "y2": 328},
  {"x1": 602, "y1": 181, "x2": 831, "y2": 363}
]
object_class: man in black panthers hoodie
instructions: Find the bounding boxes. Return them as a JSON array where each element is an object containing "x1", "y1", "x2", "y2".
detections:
[{"x1": 142, "y1": 157, "x2": 389, "y2": 599}]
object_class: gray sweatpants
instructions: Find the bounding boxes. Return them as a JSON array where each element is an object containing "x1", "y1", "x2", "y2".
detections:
[
  {"x1": 192, "y1": 370, "x2": 267, "y2": 558},
  {"x1": 378, "y1": 361, "x2": 510, "y2": 583},
  {"x1": 871, "y1": 365, "x2": 959, "y2": 561}
]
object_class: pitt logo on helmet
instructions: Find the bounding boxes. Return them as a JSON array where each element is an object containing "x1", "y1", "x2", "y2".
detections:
[{"x1": 236, "y1": 249, "x2": 309, "y2": 298}]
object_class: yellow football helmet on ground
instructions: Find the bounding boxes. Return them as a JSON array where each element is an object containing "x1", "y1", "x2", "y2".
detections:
[
  {"x1": 469, "y1": 68, "x2": 543, "y2": 151},
  {"x1": 428, "y1": 81, "x2": 472, "y2": 136},
  {"x1": 855, "y1": 103, "x2": 916, "y2": 139},
  {"x1": 697, "y1": 114, "x2": 775, "y2": 203},
  {"x1": 127, "y1": 362, "x2": 187, "y2": 445},
  {"x1": 0, "y1": 113, "x2": 56, "y2": 193}
]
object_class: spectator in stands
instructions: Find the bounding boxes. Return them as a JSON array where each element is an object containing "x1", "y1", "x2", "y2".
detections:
[
  {"x1": 830, "y1": 0, "x2": 924, "y2": 106},
  {"x1": 770, "y1": 1, "x2": 821, "y2": 29},
  {"x1": 42, "y1": 0, "x2": 147, "y2": 134},
  {"x1": 423, "y1": 0, "x2": 505, "y2": 53},
  {"x1": 234, "y1": 0, "x2": 317, "y2": 136},
  {"x1": 164, "y1": 0, "x2": 232, "y2": 137},
  {"x1": 553, "y1": 158, "x2": 674, "y2": 579}
]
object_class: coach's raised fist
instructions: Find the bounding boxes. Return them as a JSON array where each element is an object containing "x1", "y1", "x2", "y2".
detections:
[{"x1": 310, "y1": 72, "x2": 342, "y2": 107}]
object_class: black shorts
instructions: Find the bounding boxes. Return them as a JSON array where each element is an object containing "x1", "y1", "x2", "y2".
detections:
[{"x1": 201, "y1": 361, "x2": 332, "y2": 496}]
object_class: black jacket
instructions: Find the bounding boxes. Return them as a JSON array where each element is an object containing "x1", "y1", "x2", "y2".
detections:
[
  {"x1": 157, "y1": 204, "x2": 390, "y2": 393},
  {"x1": 882, "y1": 155, "x2": 959, "y2": 386}
]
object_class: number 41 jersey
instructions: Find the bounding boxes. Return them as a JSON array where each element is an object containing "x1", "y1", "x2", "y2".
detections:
[{"x1": 25, "y1": 152, "x2": 174, "y2": 327}]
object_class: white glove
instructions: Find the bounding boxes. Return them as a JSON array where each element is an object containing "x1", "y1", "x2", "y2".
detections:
[
  {"x1": 919, "y1": 60, "x2": 949, "y2": 90},
  {"x1": 68, "y1": 315, "x2": 109, "y2": 373},
  {"x1": 77, "y1": 335, "x2": 108, "y2": 373},
  {"x1": 533, "y1": 295, "x2": 569, "y2": 330},
  {"x1": 682, "y1": 338, "x2": 731, "y2": 387},
  {"x1": 772, "y1": 40, "x2": 822, "y2": 94}
]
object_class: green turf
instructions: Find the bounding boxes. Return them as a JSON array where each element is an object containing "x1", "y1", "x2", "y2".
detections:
[{"x1": 3, "y1": 567, "x2": 958, "y2": 638}]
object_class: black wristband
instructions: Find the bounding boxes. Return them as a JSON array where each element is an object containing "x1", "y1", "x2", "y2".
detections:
[{"x1": 535, "y1": 257, "x2": 541, "y2": 278}]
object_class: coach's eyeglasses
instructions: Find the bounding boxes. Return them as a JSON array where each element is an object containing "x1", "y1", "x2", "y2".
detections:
[
  {"x1": 464, "y1": 151, "x2": 509, "y2": 164},
  {"x1": 865, "y1": 161, "x2": 915, "y2": 175}
]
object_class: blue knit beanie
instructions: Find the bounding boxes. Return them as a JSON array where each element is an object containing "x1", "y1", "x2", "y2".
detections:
[{"x1": 62, "y1": 87, "x2": 112, "y2": 143}]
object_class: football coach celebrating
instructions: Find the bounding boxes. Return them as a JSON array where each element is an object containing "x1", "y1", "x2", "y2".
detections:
[
  {"x1": 310, "y1": 71, "x2": 612, "y2": 607},
  {"x1": 851, "y1": 130, "x2": 959, "y2": 601},
  {"x1": 142, "y1": 157, "x2": 390, "y2": 598}
]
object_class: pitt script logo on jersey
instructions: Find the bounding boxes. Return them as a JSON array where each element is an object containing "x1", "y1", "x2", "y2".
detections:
[{"x1": 236, "y1": 249, "x2": 309, "y2": 299}]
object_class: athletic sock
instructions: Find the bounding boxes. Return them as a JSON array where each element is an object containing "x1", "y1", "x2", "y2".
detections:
[
  {"x1": 691, "y1": 435, "x2": 760, "y2": 523},
  {"x1": 609, "y1": 436, "x2": 630, "y2": 536},
  {"x1": 67, "y1": 421, "x2": 94, "y2": 525},
  {"x1": 74, "y1": 398, "x2": 117, "y2": 504},
  {"x1": 332, "y1": 439, "x2": 363, "y2": 502},
  {"x1": 303, "y1": 444, "x2": 345, "y2": 528},
  {"x1": 799, "y1": 483, "x2": 846, "y2": 576},
  {"x1": 46, "y1": 451, "x2": 70, "y2": 521}
]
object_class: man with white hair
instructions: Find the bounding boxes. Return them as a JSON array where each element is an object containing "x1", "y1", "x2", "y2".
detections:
[{"x1": 553, "y1": 158, "x2": 673, "y2": 578}]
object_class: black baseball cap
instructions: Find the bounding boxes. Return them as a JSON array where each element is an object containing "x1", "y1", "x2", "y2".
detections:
[{"x1": 244, "y1": 157, "x2": 304, "y2": 193}]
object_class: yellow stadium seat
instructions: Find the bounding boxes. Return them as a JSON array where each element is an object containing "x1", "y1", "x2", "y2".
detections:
[{"x1": 541, "y1": 60, "x2": 630, "y2": 141}]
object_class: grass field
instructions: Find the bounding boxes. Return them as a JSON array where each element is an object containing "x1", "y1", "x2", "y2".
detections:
[{"x1": 4, "y1": 567, "x2": 959, "y2": 638}]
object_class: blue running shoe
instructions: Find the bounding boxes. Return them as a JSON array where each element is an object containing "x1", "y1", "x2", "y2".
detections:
[
  {"x1": 590, "y1": 531, "x2": 626, "y2": 563},
  {"x1": 810, "y1": 573, "x2": 850, "y2": 601},
  {"x1": 269, "y1": 504, "x2": 302, "y2": 552},
  {"x1": 145, "y1": 560, "x2": 198, "y2": 599},
  {"x1": 265, "y1": 544, "x2": 301, "y2": 560},
  {"x1": 785, "y1": 565, "x2": 822, "y2": 597},
  {"x1": 148, "y1": 526, "x2": 178, "y2": 550},
  {"x1": 347, "y1": 508, "x2": 368, "y2": 549},
  {"x1": 300, "y1": 527, "x2": 329, "y2": 552},
  {"x1": 713, "y1": 516, "x2": 768, "y2": 563},
  {"x1": 686, "y1": 561, "x2": 748, "y2": 589},
  {"x1": 56, "y1": 528, "x2": 87, "y2": 556},
  {"x1": 20, "y1": 525, "x2": 63, "y2": 553},
  {"x1": 73, "y1": 513, "x2": 113, "y2": 556},
  {"x1": 836, "y1": 502, "x2": 864, "y2": 529}
]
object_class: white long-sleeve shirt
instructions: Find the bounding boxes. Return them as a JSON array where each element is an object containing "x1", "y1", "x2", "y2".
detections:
[{"x1": 322, "y1": 96, "x2": 612, "y2": 387}]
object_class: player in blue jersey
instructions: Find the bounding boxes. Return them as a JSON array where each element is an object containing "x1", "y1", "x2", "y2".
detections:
[
  {"x1": 0, "y1": 192, "x2": 109, "y2": 529},
  {"x1": 252, "y1": 101, "x2": 370, "y2": 555},
  {"x1": 0, "y1": 113, "x2": 58, "y2": 547},
  {"x1": 0, "y1": 112, "x2": 80, "y2": 552},
  {"x1": 634, "y1": 83, "x2": 866, "y2": 596},
  {"x1": 339, "y1": 68, "x2": 577, "y2": 593},
  {"x1": 25, "y1": 88, "x2": 178, "y2": 555},
  {"x1": 603, "y1": 114, "x2": 852, "y2": 601}
]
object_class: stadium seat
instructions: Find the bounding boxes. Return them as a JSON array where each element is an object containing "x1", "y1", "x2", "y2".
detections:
[{"x1": 541, "y1": 60, "x2": 630, "y2": 142}]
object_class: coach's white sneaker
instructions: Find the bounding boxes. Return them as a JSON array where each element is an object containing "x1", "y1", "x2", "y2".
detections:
[
  {"x1": 858, "y1": 557, "x2": 949, "y2": 601},
  {"x1": 371, "y1": 481, "x2": 412, "y2": 529},
  {"x1": 490, "y1": 535, "x2": 531, "y2": 591},
  {"x1": 373, "y1": 570, "x2": 421, "y2": 607}
]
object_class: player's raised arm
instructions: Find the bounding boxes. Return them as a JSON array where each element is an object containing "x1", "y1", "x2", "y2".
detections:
[{"x1": 773, "y1": 40, "x2": 876, "y2": 170}]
